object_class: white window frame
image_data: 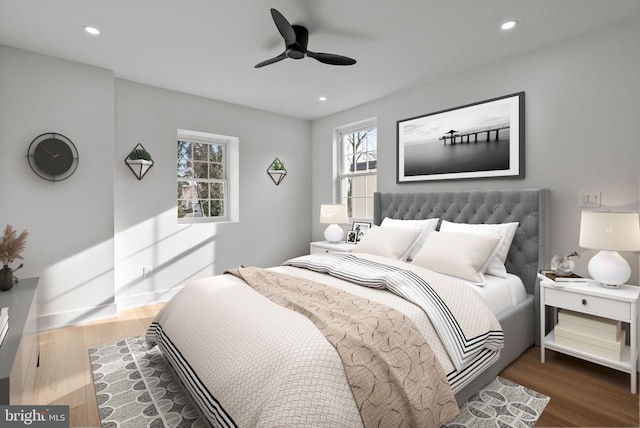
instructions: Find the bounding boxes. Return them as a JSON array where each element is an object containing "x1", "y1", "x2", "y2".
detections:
[
  {"x1": 336, "y1": 118, "x2": 377, "y2": 222},
  {"x1": 177, "y1": 129, "x2": 239, "y2": 224}
]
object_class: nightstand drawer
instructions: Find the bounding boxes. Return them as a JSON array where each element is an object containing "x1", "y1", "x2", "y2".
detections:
[
  {"x1": 309, "y1": 241, "x2": 356, "y2": 255},
  {"x1": 545, "y1": 288, "x2": 630, "y2": 321}
]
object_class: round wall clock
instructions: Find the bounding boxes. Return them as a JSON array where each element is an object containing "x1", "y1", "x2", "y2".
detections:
[{"x1": 27, "y1": 132, "x2": 79, "y2": 181}]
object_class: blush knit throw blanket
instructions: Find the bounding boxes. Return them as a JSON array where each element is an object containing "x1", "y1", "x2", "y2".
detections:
[{"x1": 226, "y1": 266, "x2": 459, "y2": 427}]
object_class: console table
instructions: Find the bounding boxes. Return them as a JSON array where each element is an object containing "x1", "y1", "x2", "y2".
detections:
[{"x1": 0, "y1": 277, "x2": 39, "y2": 404}]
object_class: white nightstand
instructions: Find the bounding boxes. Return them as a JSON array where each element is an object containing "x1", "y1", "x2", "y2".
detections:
[
  {"x1": 538, "y1": 275, "x2": 640, "y2": 393},
  {"x1": 309, "y1": 241, "x2": 356, "y2": 254}
]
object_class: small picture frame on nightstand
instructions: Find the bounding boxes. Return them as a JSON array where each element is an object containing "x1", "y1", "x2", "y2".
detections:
[
  {"x1": 351, "y1": 222, "x2": 371, "y2": 242},
  {"x1": 346, "y1": 230, "x2": 357, "y2": 243}
]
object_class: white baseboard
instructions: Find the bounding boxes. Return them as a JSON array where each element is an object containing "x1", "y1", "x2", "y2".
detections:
[
  {"x1": 115, "y1": 287, "x2": 183, "y2": 311},
  {"x1": 37, "y1": 288, "x2": 183, "y2": 331},
  {"x1": 38, "y1": 303, "x2": 118, "y2": 331}
]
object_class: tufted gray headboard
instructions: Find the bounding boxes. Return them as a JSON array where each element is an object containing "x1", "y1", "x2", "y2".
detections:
[{"x1": 373, "y1": 188, "x2": 550, "y2": 295}]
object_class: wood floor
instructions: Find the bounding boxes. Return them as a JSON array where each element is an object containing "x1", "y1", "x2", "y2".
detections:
[
  {"x1": 501, "y1": 347, "x2": 639, "y2": 427},
  {"x1": 32, "y1": 304, "x2": 163, "y2": 428},
  {"x1": 32, "y1": 304, "x2": 639, "y2": 427}
]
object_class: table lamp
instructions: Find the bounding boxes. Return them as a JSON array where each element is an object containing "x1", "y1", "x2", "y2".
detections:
[
  {"x1": 320, "y1": 204, "x2": 348, "y2": 243},
  {"x1": 579, "y1": 210, "x2": 640, "y2": 288}
]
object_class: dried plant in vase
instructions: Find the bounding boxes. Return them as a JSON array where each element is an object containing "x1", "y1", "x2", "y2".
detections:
[{"x1": 0, "y1": 224, "x2": 28, "y2": 291}]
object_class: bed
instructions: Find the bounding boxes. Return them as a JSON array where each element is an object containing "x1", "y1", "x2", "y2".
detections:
[
  {"x1": 373, "y1": 188, "x2": 550, "y2": 405},
  {"x1": 147, "y1": 187, "x2": 550, "y2": 427}
]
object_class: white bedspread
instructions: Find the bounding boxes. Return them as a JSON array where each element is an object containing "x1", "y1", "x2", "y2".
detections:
[{"x1": 147, "y1": 253, "x2": 503, "y2": 427}]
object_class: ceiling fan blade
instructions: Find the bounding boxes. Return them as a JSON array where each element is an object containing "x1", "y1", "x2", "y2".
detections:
[
  {"x1": 270, "y1": 8, "x2": 297, "y2": 46},
  {"x1": 307, "y1": 51, "x2": 356, "y2": 66},
  {"x1": 255, "y1": 52, "x2": 288, "y2": 68},
  {"x1": 292, "y1": 25, "x2": 309, "y2": 51}
]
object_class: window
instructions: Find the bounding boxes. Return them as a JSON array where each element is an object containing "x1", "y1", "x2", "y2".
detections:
[
  {"x1": 177, "y1": 129, "x2": 239, "y2": 224},
  {"x1": 337, "y1": 119, "x2": 377, "y2": 220}
]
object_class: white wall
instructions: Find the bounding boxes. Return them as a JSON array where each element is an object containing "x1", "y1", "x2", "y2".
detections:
[
  {"x1": 114, "y1": 80, "x2": 311, "y2": 309},
  {"x1": 0, "y1": 46, "x2": 116, "y2": 326},
  {"x1": 3, "y1": 16, "x2": 639, "y2": 328},
  {"x1": 311, "y1": 18, "x2": 640, "y2": 283},
  {"x1": 0, "y1": 45, "x2": 312, "y2": 329}
]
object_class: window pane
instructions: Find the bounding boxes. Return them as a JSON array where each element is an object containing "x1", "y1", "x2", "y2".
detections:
[
  {"x1": 211, "y1": 144, "x2": 224, "y2": 162},
  {"x1": 179, "y1": 181, "x2": 198, "y2": 200},
  {"x1": 197, "y1": 182, "x2": 208, "y2": 199},
  {"x1": 352, "y1": 197, "x2": 366, "y2": 219},
  {"x1": 193, "y1": 143, "x2": 208, "y2": 161},
  {"x1": 211, "y1": 182, "x2": 224, "y2": 199},
  {"x1": 192, "y1": 161, "x2": 207, "y2": 179},
  {"x1": 211, "y1": 200, "x2": 224, "y2": 217},
  {"x1": 367, "y1": 135, "x2": 377, "y2": 151},
  {"x1": 177, "y1": 200, "x2": 188, "y2": 218},
  {"x1": 366, "y1": 197, "x2": 374, "y2": 219},
  {"x1": 351, "y1": 176, "x2": 366, "y2": 198},
  {"x1": 177, "y1": 181, "x2": 184, "y2": 199},
  {"x1": 200, "y1": 200, "x2": 210, "y2": 217},
  {"x1": 343, "y1": 155, "x2": 353, "y2": 174},
  {"x1": 345, "y1": 138, "x2": 354, "y2": 155},
  {"x1": 366, "y1": 175, "x2": 377, "y2": 197},
  {"x1": 178, "y1": 159, "x2": 192, "y2": 178},
  {"x1": 210, "y1": 163, "x2": 223, "y2": 179},
  {"x1": 342, "y1": 128, "x2": 377, "y2": 174},
  {"x1": 368, "y1": 151, "x2": 377, "y2": 170},
  {"x1": 177, "y1": 198, "x2": 200, "y2": 217},
  {"x1": 177, "y1": 140, "x2": 191, "y2": 160},
  {"x1": 177, "y1": 141, "x2": 192, "y2": 179}
]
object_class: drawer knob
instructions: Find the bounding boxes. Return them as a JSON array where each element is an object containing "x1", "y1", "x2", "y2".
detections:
[{"x1": 581, "y1": 299, "x2": 587, "y2": 305}]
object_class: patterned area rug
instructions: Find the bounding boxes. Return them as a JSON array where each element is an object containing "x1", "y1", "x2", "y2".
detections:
[
  {"x1": 444, "y1": 377, "x2": 549, "y2": 427},
  {"x1": 90, "y1": 336, "x2": 549, "y2": 428},
  {"x1": 89, "y1": 336, "x2": 207, "y2": 428}
]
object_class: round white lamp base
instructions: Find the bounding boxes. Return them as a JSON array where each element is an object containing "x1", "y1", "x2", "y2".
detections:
[
  {"x1": 588, "y1": 250, "x2": 630, "y2": 288},
  {"x1": 324, "y1": 224, "x2": 344, "y2": 243}
]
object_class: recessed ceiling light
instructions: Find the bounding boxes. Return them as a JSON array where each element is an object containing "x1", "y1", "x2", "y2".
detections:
[
  {"x1": 501, "y1": 20, "x2": 518, "y2": 31},
  {"x1": 84, "y1": 26, "x2": 101, "y2": 36},
  {"x1": 318, "y1": 96, "x2": 327, "y2": 102}
]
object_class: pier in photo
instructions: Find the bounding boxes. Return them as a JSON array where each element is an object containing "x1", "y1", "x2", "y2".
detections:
[{"x1": 439, "y1": 124, "x2": 510, "y2": 145}]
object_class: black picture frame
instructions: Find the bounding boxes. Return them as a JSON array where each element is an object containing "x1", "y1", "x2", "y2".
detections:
[
  {"x1": 396, "y1": 92, "x2": 524, "y2": 182},
  {"x1": 346, "y1": 230, "x2": 358, "y2": 243},
  {"x1": 351, "y1": 222, "x2": 371, "y2": 242}
]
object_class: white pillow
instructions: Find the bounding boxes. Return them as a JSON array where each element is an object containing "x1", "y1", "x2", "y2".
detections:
[
  {"x1": 411, "y1": 231, "x2": 501, "y2": 285},
  {"x1": 352, "y1": 226, "x2": 421, "y2": 260},
  {"x1": 380, "y1": 217, "x2": 440, "y2": 261},
  {"x1": 439, "y1": 220, "x2": 518, "y2": 278}
]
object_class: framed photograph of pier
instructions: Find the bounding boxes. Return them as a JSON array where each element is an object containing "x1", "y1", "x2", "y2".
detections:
[{"x1": 396, "y1": 92, "x2": 524, "y2": 182}]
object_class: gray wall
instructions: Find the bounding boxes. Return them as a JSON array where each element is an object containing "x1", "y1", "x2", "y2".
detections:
[
  {"x1": 0, "y1": 45, "x2": 311, "y2": 329},
  {"x1": 311, "y1": 17, "x2": 640, "y2": 283}
]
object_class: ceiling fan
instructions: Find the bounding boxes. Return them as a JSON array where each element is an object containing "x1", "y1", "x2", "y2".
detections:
[{"x1": 255, "y1": 8, "x2": 357, "y2": 68}]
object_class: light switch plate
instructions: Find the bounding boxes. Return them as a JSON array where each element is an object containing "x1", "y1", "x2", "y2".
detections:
[{"x1": 579, "y1": 191, "x2": 601, "y2": 208}]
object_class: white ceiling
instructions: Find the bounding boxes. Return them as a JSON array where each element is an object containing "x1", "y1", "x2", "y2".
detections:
[{"x1": 2, "y1": 0, "x2": 640, "y2": 120}]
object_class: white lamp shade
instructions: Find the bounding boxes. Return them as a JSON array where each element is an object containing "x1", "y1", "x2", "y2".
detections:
[
  {"x1": 579, "y1": 211, "x2": 640, "y2": 251},
  {"x1": 579, "y1": 211, "x2": 640, "y2": 287},
  {"x1": 320, "y1": 204, "x2": 348, "y2": 224}
]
